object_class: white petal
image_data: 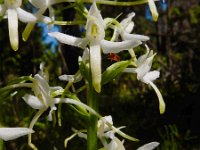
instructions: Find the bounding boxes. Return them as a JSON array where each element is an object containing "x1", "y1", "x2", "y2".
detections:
[
  {"x1": 48, "y1": 32, "x2": 88, "y2": 49},
  {"x1": 88, "y1": 2, "x2": 105, "y2": 28},
  {"x1": 0, "y1": 128, "x2": 34, "y2": 141},
  {"x1": 122, "y1": 32, "x2": 150, "y2": 41},
  {"x1": 135, "y1": 64, "x2": 151, "y2": 81},
  {"x1": 106, "y1": 138, "x2": 125, "y2": 150},
  {"x1": 98, "y1": 116, "x2": 113, "y2": 133},
  {"x1": 120, "y1": 12, "x2": 135, "y2": 30},
  {"x1": 148, "y1": 81, "x2": 165, "y2": 114},
  {"x1": 136, "y1": 45, "x2": 151, "y2": 66},
  {"x1": 137, "y1": 142, "x2": 160, "y2": 150},
  {"x1": 7, "y1": 9, "x2": 18, "y2": 51},
  {"x1": 148, "y1": 0, "x2": 159, "y2": 21},
  {"x1": 101, "y1": 39, "x2": 142, "y2": 54},
  {"x1": 125, "y1": 21, "x2": 134, "y2": 33},
  {"x1": 143, "y1": 71, "x2": 160, "y2": 83},
  {"x1": 34, "y1": 74, "x2": 50, "y2": 94},
  {"x1": 22, "y1": 94, "x2": 44, "y2": 109},
  {"x1": 90, "y1": 43, "x2": 101, "y2": 93},
  {"x1": 86, "y1": 2, "x2": 105, "y2": 42},
  {"x1": 16, "y1": 8, "x2": 37, "y2": 22}
]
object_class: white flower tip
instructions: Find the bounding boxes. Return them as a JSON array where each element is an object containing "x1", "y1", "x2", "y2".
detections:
[
  {"x1": 137, "y1": 142, "x2": 160, "y2": 150},
  {"x1": 148, "y1": 0, "x2": 159, "y2": 21},
  {"x1": 148, "y1": 81, "x2": 166, "y2": 114},
  {"x1": 11, "y1": 42, "x2": 19, "y2": 51},
  {"x1": 159, "y1": 97, "x2": 166, "y2": 114},
  {"x1": 93, "y1": 81, "x2": 101, "y2": 93}
]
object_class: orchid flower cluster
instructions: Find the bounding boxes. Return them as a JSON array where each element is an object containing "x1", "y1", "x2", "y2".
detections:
[{"x1": 0, "y1": 0, "x2": 164, "y2": 150}]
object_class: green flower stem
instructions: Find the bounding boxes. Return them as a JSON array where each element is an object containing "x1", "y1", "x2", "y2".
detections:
[
  {"x1": 87, "y1": 75, "x2": 98, "y2": 150},
  {"x1": 94, "y1": 0, "x2": 149, "y2": 6}
]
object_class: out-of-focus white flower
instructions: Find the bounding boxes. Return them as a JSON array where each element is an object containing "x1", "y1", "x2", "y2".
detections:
[
  {"x1": 23, "y1": 0, "x2": 65, "y2": 41},
  {"x1": 49, "y1": 2, "x2": 142, "y2": 93},
  {"x1": 124, "y1": 45, "x2": 165, "y2": 114},
  {"x1": 0, "y1": 0, "x2": 37, "y2": 50},
  {"x1": 148, "y1": 0, "x2": 159, "y2": 21},
  {"x1": 0, "y1": 128, "x2": 34, "y2": 141}
]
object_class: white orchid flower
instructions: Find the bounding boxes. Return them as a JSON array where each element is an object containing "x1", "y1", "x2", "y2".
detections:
[
  {"x1": 48, "y1": 2, "x2": 142, "y2": 92},
  {"x1": 148, "y1": 0, "x2": 159, "y2": 21},
  {"x1": 97, "y1": 116, "x2": 126, "y2": 150},
  {"x1": 124, "y1": 45, "x2": 165, "y2": 114},
  {"x1": 0, "y1": 128, "x2": 34, "y2": 141},
  {"x1": 0, "y1": 0, "x2": 37, "y2": 51},
  {"x1": 17, "y1": 63, "x2": 99, "y2": 149}
]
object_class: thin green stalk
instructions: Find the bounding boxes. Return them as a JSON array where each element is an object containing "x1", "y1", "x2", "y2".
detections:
[{"x1": 87, "y1": 75, "x2": 98, "y2": 150}]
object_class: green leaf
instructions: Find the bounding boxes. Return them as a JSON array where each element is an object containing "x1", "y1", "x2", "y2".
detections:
[{"x1": 102, "y1": 60, "x2": 131, "y2": 85}]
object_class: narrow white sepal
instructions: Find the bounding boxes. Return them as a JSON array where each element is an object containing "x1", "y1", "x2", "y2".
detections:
[
  {"x1": 137, "y1": 142, "x2": 160, "y2": 150},
  {"x1": 122, "y1": 32, "x2": 150, "y2": 41},
  {"x1": 101, "y1": 39, "x2": 142, "y2": 54},
  {"x1": 48, "y1": 32, "x2": 88, "y2": 49},
  {"x1": 0, "y1": 128, "x2": 34, "y2": 141},
  {"x1": 7, "y1": 9, "x2": 18, "y2": 51},
  {"x1": 16, "y1": 8, "x2": 37, "y2": 23},
  {"x1": 23, "y1": 94, "x2": 44, "y2": 109}
]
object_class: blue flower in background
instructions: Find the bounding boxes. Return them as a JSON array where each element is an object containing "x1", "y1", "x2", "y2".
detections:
[{"x1": 37, "y1": 23, "x2": 60, "y2": 52}]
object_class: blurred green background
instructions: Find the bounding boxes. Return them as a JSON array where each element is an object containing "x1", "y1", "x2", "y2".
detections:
[{"x1": 0, "y1": 0, "x2": 200, "y2": 149}]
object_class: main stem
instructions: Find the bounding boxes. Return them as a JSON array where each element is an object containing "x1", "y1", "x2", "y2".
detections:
[{"x1": 87, "y1": 77, "x2": 98, "y2": 150}]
